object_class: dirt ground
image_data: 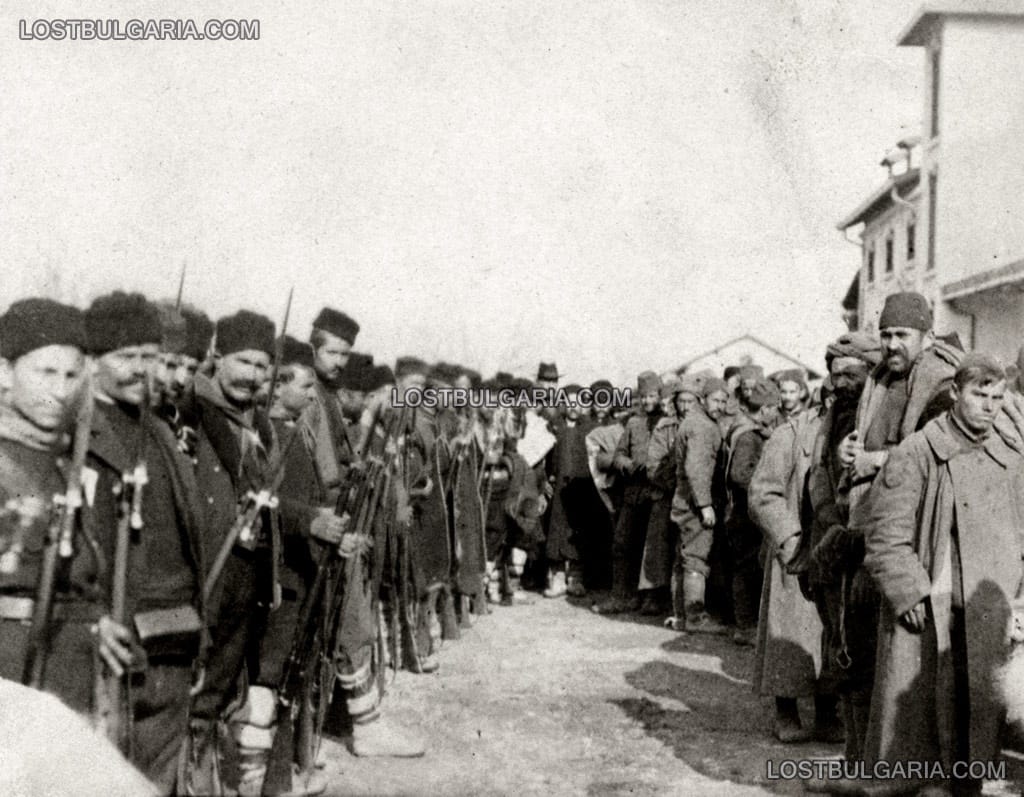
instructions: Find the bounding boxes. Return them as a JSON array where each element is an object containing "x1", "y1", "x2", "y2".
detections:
[{"x1": 322, "y1": 593, "x2": 1023, "y2": 797}]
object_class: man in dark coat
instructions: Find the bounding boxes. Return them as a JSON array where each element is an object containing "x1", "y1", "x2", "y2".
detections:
[
  {"x1": 594, "y1": 371, "x2": 663, "y2": 614},
  {"x1": 725, "y1": 379, "x2": 779, "y2": 646},
  {"x1": 0, "y1": 299, "x2": 100, "y2": 715},
  {"x1": 859, "y1": 354, "x2": 1024, "y2": 796},
  {"x1": 82, "y1": 292, "x2": 206, "y2": 793}
]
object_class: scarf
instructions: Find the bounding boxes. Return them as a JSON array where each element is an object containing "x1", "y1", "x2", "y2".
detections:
[{"x1": 0, "y1": 402, "x2": 67, "y2": 453}]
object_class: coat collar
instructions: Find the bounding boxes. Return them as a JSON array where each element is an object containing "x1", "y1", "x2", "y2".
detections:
[{"x1": 924, "y1": 413, "x2": 1017, "y2": 468}]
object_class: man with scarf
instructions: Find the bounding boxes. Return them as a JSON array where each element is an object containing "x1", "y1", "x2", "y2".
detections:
[
  {"x1": 0, "y1": 298, "x2": 98, "y2": 713},
  {"x1": 796, "y1": 331, "x2": 881, "y2": 778},
  {"x1": 82, "y1": 292, "x2": 207, "y2": 793},
  {"x1": 594, "y1": 371, "x2": 664, "y2": 615},
  {"x1": 186, "y1": 309, "x2": 281, "y2": 795}
]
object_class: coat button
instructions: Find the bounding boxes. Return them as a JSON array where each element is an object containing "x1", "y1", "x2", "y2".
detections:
[
  {"x1": 207, "y1": 496, "x2": 215, "y2": 505},
  {"x1": 213, "y1": 465, "x2": 221, "y2": 473}
]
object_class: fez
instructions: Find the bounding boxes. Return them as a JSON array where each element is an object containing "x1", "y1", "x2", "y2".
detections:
[
  {"x1": 746, "y1": 379, "x2": 781, "y2": 409},
  {"x1": 676, "y1": 374, "x2": 703, "y2": 397},
  {"x1": 85, "y1": 292, "x2": 162, "y2": 355},
  {"x1": 0, "y1": 298, "x2": 87, "y2": 360},
  {"x1": 738, "y1": 364, "x2": 764, "y2": 382},
  {"x1": 537, "y1": 362, "x2": 559, "y2": 382},
  {"x1": 878, "y1": 291, "x2": 932, "y2": 332},
  {"x1": 279, "y1": 334, "x2": 314, "y2": 369},
  {"x1": 215, "y1": 310, "x2": 275, "y2": 358},
  {"x1": 660, "y1": 374, "x2": 682, "y2": 400},
  {"x1": 637, "y1": 370, "x2": 661, "y2": 396},
  {"x1": 701, "y1": 377, "x2": 729, "y2": 398}
]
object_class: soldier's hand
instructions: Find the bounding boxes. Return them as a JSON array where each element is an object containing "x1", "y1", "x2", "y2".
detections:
[
  {"x1": 699, "y1": 506, "x2": 716, "y2": 529},
  {"x1": 899, "y1": 599, "x2": 928, "y2": 633},
  {"x1": 853, "y1": 449, "x2": 888, "y2": 481},
  {"x1": 339, "y1": 532, "x2": 371, "y2": 559},
  {"x1": 310, "y1": 508, "x2": 346, "y2": 546},
  {"x1": 95, "y1": 615, "x2": 135, "y2": 677},
  {"x1": 778, "y1": 534, "x2": 799, "y2": 566},
  {"x1": 838, "y1": 431, "x2": 861, "y2": 467}
]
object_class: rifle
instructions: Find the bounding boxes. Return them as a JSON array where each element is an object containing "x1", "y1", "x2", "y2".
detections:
[
  {"x1": 22, "y1": 384, "x2": 95, "y2": 688},
  {"x1": 94, "y1": 459, "x2": 149, "y2": 753},
  {"x1": 263, "y1": 287, "x2": 294, "y2": 415},
  {"x1": 202, "y1": 428, "x2": 303, "y2": 605},
  {"x1": 175, "y1": 261, "x2": 187, "y2": 311}
]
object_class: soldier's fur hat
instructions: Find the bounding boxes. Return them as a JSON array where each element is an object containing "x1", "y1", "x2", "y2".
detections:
[
  {"x1": 312, "y1": 307, "x2": 360, "y2": 346},
  {"x1": 738, "y1": 364, "x2": 764, "y2": 382},
  {"x1": 879, "y1": 291, "x2": 932, "y2": 332},
  {"x1": 215, "y1": 310, "x2": 275, "y2": 357},
  {"x1": 0, "y1": 298, "x2": 87, "y2": 360},
  {"x1": 279, "y1": 334, "x2": 314, "y2": 369},
  {"x1": 395, "y1": 356, "x2": 429, "y2": 379},
  {"x1": 746, "y1": 379, "x2": 780, "y2": 409},
  {"x1": 637, "y1": 370, "x2": 661, "y2": 396},
  {"x1": 181, "y1": 307, "x2": 214, "y2": 362},
  {"x1": 84, "y1": 292, "x2": 162, "y2": 355}
]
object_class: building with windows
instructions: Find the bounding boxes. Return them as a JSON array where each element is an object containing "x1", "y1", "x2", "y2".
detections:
[{"x1": 839, "y1": 2, "x2": 1024, "y2": 361}]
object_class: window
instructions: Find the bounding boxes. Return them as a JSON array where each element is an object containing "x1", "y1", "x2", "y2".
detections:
[
  {"x1": 866, "y1": 246, "x2": 875, "y2": 283},
  {"x1": 885, "y1": 233, "x2": 894, "y2": 274},
  {"x1": 930, "y1": 48, "x2": 941, "y2": 137},
  {"x1": 907, "y1": 221, "x2": 916, "y2": 261},
  {"x1": 927, "y1": 173, "x2": 937, "y2": 270}
]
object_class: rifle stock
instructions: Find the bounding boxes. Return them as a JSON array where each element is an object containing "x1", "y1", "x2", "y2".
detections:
[{"x1": 22, "y1": 382, "x2": 94, "y2": 689}]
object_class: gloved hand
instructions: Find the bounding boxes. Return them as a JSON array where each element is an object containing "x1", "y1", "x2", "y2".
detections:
[{"x1": 310, "y1": 508, "x2": 347, "y2": 545}]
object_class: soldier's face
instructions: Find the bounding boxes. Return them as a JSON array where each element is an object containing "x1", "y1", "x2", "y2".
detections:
[
  {"x1": 276, "y1": 365, "x2": 317, "y2": 418},
  {"x1": 2, "y1": 345, "x2": 85, "y2": 431},
  {"x1": 454, "y1": 375, "x2": 473, "y2": 391},
  {"x1": 216, "y1": 349, "x2": 271, "y2": 408},
  {"x1": 151, "y1": 352, "x2": 182, "y2": 403},
  {"x1": 704, "y1": 389, "x2": 728, "y2": 420},
  {"x1": 952, "y1": 378, "x2": 1006, "y2": 435},
  {"x1": 674, "y1": 391, "x2": 698, "y2": 418},
  {"x1": 640, "y1": 390, "x2": 660, "y2": 414},
  {"x1": 778, "y1": 381, "x2": 802, "y2": 412},
  {"x1": 398, "y1": 373, "x2": 427, "y2": 400},
  {"x1": 829, "y1": 357, "x2": 869, "y2": 403},
  {"x1": 313, "y1": 332, "x2": 351, "y2": 381},
  {"x1": 757, "y1": 404, "x2": 778, "y2": 428},
  {"x1": 880, "y1": 326, "x2": 927, "y2": 375},
  {"x1": 740, "y1": 379, "x2": 757, "y2": 400},
  {"x1": 94, "y1": 344, "x2": 159, "y2": 406}
]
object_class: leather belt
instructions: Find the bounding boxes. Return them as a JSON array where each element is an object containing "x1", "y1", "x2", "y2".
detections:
[{"x1": 0, "y1": 595, "x2": 101, "y2": 623}]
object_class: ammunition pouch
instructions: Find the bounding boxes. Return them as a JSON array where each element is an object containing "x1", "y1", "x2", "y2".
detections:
[{"x1": 133, "y1": 604, "x2": 202, "y2": 660}]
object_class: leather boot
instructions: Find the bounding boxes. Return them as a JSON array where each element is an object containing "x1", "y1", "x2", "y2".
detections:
[
  {"x1": 350, "y1": 715, "x2": 426, "y2": 758},
  {"x1": 683, "y1": 570, "x2": 728, "y2": 634}
]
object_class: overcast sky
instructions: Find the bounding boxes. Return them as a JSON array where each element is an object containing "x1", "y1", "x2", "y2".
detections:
[{"x1": 1, "y1": 1, "x2": 924, "y2": 385}]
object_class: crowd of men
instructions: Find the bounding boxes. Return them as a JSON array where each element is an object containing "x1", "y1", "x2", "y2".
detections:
[{"x1": 3, "y1": 286, "x2": 1024, "y2": 796}]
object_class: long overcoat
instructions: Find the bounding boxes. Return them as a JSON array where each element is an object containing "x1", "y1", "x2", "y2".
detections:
[
  {"x1": 861, "y1": 414, "x2": 1024, "y2": 767},
  {"x1": 749, "y1": 411, "x2": 824, "y2": 697}
]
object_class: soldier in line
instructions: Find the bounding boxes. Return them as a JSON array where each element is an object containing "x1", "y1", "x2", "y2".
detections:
[
  {"x1": 594, "y1": 371, "x2": 663, "y2": 615},
  {"x1": 82, "y1": 292, "x2": 207, "y2": 792},
  {"x1": 664, "y1": 375, "x2": 725, "y2": 634},
  {"x1": 185, "y1": 309, "x2": 281, "y2": 794},
  {"x1": 0, "y1": 299, "x2": 96, "y2": 712},
  {"x1": 724, "y1": 379, "x2": 779, "y2": 647},
  {"x1": 749, "y1": 352, "x2": 839, "y2": 745},
  {"x1": 302, "y1": 310, "x2": 424, "y2": 757}
]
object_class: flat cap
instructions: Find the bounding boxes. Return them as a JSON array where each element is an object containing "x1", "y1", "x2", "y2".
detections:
[
  {"x1": 0, "y1": 298, "x2": 87, "y2": 361},
  {"x1": 955, "y1": 351, "x2": 1005, "y2": 382}
]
